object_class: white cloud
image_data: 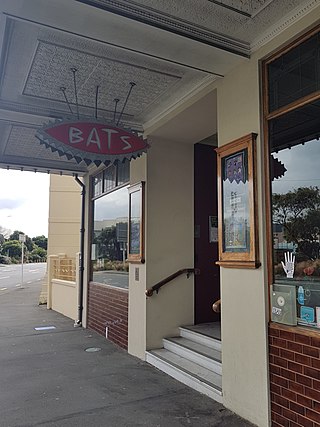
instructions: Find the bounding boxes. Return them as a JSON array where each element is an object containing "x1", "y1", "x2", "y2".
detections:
[{"x1": 0, "y1": 169, "x2": 49, "y2": 237}]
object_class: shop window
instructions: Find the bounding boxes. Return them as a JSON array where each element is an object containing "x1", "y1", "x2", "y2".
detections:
[
  {"x1": 104, "y1": 164, "x2": 116, "y2": 192},
  {"x1": 91, "y1": 162, "x2": 130, "y2": 288},
  {"x1": 268, "y1": 31, "x2": 320, "y2": 112},
  {"x1": 265, "y1": 27, "x2": 320, "y2": 329},
  {"x1": 93, "y1": 172, "x2": 103, "y2": 197}
]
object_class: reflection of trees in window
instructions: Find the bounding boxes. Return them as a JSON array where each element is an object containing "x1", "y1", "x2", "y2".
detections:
[{"x1": 273, "y1": 186, "x2": 320, "y2": 277}]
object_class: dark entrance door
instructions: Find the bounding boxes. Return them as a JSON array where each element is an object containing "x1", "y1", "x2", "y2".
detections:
[{"x1": 194, "y1": 143, "x2": 220, "y2": 324}]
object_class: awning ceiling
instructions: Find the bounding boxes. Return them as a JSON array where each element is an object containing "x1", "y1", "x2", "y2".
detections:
[{"x1": 0, "y1": 0, "x2": 316, "y2": 175}]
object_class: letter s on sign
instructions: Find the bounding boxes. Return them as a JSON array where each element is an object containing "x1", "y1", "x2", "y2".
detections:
[
  {"x1": 120, "y1": 136, "x2": 132, "y2": 151},
  {"x1": 69, "y1": 127, "x2": 83, "y2": 144}
]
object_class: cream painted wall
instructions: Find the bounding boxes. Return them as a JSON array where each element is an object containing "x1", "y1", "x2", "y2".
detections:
[
  {"x1": 47, "y1": 175, "x2": 81, "y2": 258},
  {"x1": 128, "y1": 156, "x2": 147, "y2": 359},
  {"x1": 47, "y1": 175, "x2": 81, "y2": 321},
  {"x1": 216, "y1": 11, "x2": 320, "y2": 427},
  {"x1": 145, "y1": 138, "x2": 194, "y2": 350},
  {"x1": 51, "y1": 279, "x2": 77, "y2": 320}
]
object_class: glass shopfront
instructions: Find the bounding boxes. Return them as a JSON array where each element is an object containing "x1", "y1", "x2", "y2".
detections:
[
  {"x1": 91, "y1": 162, "x2": 129, "y2": 289},
  {"x1": 266, "y1": 28, "x2": 320, "y2": 329}
]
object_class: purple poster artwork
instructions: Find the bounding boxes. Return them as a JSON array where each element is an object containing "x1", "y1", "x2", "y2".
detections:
[{"x1": 225, "y1": 152, "x2": 246, "y2": 184}]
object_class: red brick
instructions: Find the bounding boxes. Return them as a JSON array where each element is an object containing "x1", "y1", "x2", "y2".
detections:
[
  {"x1": 282, "y1": 388, "x2": 297, "y2": 402},
  {"x1": 288, "y1": 342, "x2": 303, "y2": 354},
  {"x1": 270, "y1": 345, "x2": 280, "y2": 356},
  {"x1": 274, "y1": 337, "x2": 288, "y2": 348},
  {"x1": 305, "y1": 387, "x2": 320, "y2": 403},
  {"x1": 275, "y1": 356, "x2": 289, "y2": 368},
  {"x1": 311, "y1": 359, "x2": 320, "y2": 370},
  {"x1": 289, "y1": 401, "x2": 305, "y2": 416},
  {"x1": 288, "y1": 381, "x2": 304, "y2": 394},
  {"x1": 297, "y1": 394, "x2": 313, "y2": 409},
  {"x1": 272, "y1": 412, "x2": 290, "y2": 426},
  {"x1": 280, "y1": 330, "x2": 295, "y2": 341},
  {"x1": 272, "y1": 374, "x2": 289, "y2": 388},
  {"x1": 313, "y1": 379, "x2": 320, "y2": 391},
  {"x1": 273, "y1": 394, "x2": 290, "y2": 408},
  {"x1": 312, "y1": 400, "x2": 320, "y2": 412},
  {"x1": 271, "y1": 383, "x2": 282, "y2": 395},
  {"x1": 280, "y1": 349, "x2": 295, "y2": 361},
  {"x1": 304, "y1": 366, "x2": 320, "y2": 380},
  {"x1": 310, "y1": 337, "x2": 320, "y2": 348},
  {"x1": 295, "y1": 334, "x2": 311, "y2": 345},
  {"x1": 295, "y1": 352, "x2": 312, "y2": 367},
  {"x1": 297, "y1": 414, "x2": 314, "y2": 427},
  {"x1": 270, "y1": 327, "x2": 280, "y2": 337},
  {"x1": 303, "y1": 346, "x2": 319, "y2": 358},
  {"x1": 306, "y1": 408, "x2": 320, "y2": 424},
  {"x1": 281, "y1": 368, "x2": 296, "y2": 381},
  {"x1": 296, "y1": 374, "x2": 312, "y2": 387},
  {"x1": 270, "y1": 364, "x2": 281, "y2": 375},
  {"x1": 282, "y1": 408, "x2": 297, "y2": 422},
  {"x1": 288, "y1": 361, "x2": 303, "y2": 374}
]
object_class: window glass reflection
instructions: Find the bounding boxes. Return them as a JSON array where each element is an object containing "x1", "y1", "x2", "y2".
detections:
[
  {"x1": 271, "y1": 139, "x2": 320, "y2": 327},
  {"x1": 92, "y1": 186, "x2": 128, "y2": 288}
]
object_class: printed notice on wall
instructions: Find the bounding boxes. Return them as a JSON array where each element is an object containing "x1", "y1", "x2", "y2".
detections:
[{"x1": 209, "y1": 216, "x2": 218, "y2": 243}]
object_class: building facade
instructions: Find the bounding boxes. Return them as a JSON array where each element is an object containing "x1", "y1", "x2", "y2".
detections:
[{"x1": 0, "y1": 2, "x2": 320, "y2": 426}]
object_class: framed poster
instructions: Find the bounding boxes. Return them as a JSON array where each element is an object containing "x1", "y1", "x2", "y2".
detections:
[
  {"x1": 216, "y1": 133, "x2": 260, "y2": 269},
  {"x1": 128, "y1": 182, "x2": 145, "y2": 263}
]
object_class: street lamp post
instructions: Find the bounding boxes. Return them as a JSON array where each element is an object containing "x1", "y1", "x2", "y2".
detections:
[{"x1": 19, "y1": 233, "x2": 26, "y2": 288}]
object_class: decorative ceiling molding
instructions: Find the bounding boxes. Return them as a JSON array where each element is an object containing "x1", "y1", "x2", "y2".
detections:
[
  {"x1": 144, "y1": 74, "x2": 218, "y2": 135},
  {"x1": 76, "y1": 0, "x2": 250, "y2": 57},
  {"x1": 251, "y1": 0, "x2": 320, "y2": 52}
]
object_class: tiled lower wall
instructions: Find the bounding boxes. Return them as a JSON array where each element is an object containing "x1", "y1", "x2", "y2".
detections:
[
  {"x1": 269, "y1": 323, "x2": 320, "y2": 426},
  {"x1": 87, "y1": 282, "x2": 128, "y2": 349}
]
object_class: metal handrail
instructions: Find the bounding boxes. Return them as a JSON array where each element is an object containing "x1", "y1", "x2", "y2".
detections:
[{"x1": 145, "y1": 268, "x2": 198, "y2": 297}]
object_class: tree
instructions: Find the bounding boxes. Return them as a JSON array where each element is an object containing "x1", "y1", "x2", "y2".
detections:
[
  {"x1": 1, "y1": 240, "x2": 22, "y2": 259},
  {"x1": 9, "y1": 230, "x2": 34, "y2": 251},
  {"x1": 32, "y1": 235, "x2": 47, "y2": 250},
  {"x1": 273, "y1": 187, "x2": 320, "y2": 260},
  {"x1": 29, "y1": 246, "x2": 47, "y2": 262},
  {"x1": 94, "y1": 226, "x2": 120, "y2": 261}
]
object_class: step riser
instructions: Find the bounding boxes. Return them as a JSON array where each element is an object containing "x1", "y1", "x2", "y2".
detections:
[
  {"x1": 163, "y1": 340, "x2": 222, "y2": 375},
  {"x1": 179, "y1": 328, "x2": 222, "y2": 352},
  {"x1": 146, "y1": 352, "x2": 223, "y2": 404}
]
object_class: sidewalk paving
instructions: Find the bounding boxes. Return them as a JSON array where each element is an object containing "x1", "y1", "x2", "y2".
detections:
[{"x1": 0, "y1": 281, "x2": 255, "y2": 427}]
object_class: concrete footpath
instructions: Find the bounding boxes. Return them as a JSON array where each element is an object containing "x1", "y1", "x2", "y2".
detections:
[{"x1": 0, "y1": 280, "x2": 255, "y2": 427}]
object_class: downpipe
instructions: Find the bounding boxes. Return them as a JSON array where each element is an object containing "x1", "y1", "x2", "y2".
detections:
[{"x1": 74, "y1": 174, "x2": 85, "y2": 327}]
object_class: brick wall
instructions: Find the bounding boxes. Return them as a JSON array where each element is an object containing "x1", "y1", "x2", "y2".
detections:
[
  {"x1": 87, "y1": 282, "x2": 128, "y2": 349},
  {"x1": 269, "y1": 323, "x2": 320, "y2": 426}
]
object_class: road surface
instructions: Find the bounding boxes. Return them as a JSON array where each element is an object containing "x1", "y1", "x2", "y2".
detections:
[{"x1": 0, "y1": 262, "x2": 46, "y2": 294}]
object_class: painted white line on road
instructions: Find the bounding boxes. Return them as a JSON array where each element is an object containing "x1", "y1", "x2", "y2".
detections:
[
  {"x1": 16, "y1": 284, "x2": 21, "y2": 287},
  {"x1": 27, "y1": 281, "x2": 32, "y2": 284},
  {"x1": 1, "y1": 287, "x2": 7, "y2": 291},
  {"x1": 28, "y1": 270, "x2": 39, "y2": 273},
  {"x1": 0, "y1": 276, "x2": 9, "y2": 280}
]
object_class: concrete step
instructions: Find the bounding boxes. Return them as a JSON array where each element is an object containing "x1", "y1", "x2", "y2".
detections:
[
  {"x1": 146, "y1": 348, "x2": 223, "y2": 403},
  {"x1": 163, "y1": 336, "x2": 222, "y2": 374},
  {"x1": 179, "y1": 326, "x2": 222, "y2": 352}
]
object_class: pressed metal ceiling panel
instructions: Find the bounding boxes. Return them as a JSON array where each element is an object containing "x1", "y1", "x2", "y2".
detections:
[{"x1": 79, "y1": 0, "x2": 311, "y2": 48}]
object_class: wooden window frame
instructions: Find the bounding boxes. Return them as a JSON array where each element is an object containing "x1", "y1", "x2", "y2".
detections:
[
  {"x1": 128, "y1": 181, "x2": 145, "y2": 263},
  {"x1": 262, "y1": 23, "x2": 320, "y2": 288},
  {"x1": 216, "y1": 133, "x2": 260, "y2": 269}
]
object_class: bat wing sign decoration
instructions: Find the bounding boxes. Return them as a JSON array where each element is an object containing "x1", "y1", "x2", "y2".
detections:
[{"x1": 36, "y1": 119, "x2": 149, "y2": 167}]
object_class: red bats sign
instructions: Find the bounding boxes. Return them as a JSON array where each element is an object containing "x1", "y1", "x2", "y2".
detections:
[{"x1": 36, "y1": 119, "x2": 149, "y2": 166}]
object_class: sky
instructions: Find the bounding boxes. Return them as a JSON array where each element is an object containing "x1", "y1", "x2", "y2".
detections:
[
  {"x1": 272, "y1": 139, "x2": 320, "y2": 194},
  {"x1": 0, "y1": 169, "x2": 50, "y2": 238}
]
